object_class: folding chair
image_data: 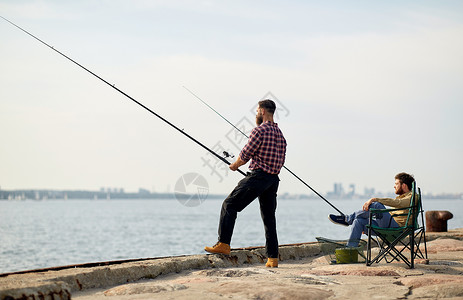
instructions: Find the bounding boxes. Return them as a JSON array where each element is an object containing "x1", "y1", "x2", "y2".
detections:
[{"x1": 366, "y1": 182, "x2": 428, "y2": 268}]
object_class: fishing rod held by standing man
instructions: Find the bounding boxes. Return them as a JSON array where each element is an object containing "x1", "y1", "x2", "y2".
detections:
[{"x1": 0, "y1": 15, "x2": 247, "y2": 177}]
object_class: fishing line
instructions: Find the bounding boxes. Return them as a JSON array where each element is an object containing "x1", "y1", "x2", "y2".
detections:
[
  {"x1": 0, "y1": 15, "x2": 246, "y2": 177},
  {"x1": 183, "y1": 86, "x2": 345, "y2": 216}
]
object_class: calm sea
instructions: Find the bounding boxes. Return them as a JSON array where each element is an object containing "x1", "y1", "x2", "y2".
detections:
[{"x1": 0, "y1": 198, "x2": 461, "y2": 274}]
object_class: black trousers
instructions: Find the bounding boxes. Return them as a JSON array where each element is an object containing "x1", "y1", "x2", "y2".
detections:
[{"x1": 218, "y1": 169, "x2": 280, "y2": 258}]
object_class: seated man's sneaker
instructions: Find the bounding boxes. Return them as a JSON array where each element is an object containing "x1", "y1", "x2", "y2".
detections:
[
  {"x1": 204, "y1": 242, "x2": 231, "y2": 255},
  {"x1": 329, "y1": 214, "x2": 349, "y2": 226},
  {"x1": 265, "y1": 258, "x2": 278, "y2": 268}
]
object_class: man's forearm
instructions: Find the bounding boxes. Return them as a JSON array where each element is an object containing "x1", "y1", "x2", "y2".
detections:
[
  {"x1": 229, "y1": 156, "x2": 247, "y2": 171},
  {"x1": 362, "y1": 198, "x2": 378, "y2": 211}
]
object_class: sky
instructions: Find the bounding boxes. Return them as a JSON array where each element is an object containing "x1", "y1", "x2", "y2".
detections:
[{"x1": 1, "y1": 0, "x2": 462, "y2": 196}]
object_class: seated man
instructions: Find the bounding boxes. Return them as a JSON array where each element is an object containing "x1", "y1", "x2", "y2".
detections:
[{"x1": 329, "y1": 172, "x2": 415, "y2": 247}]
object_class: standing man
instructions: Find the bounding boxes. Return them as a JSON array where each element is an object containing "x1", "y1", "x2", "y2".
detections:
[
  {"x1": 329, "y1": 172, "x2": 415, "y2": 247},
  {"x1": 205, "y1": 99, "x2": 287, "y2": 268}
]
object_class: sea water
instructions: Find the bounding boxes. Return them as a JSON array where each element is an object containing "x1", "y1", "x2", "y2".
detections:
[{"x1": 0, "y1": 198, "x2": 461, "y2": 274}]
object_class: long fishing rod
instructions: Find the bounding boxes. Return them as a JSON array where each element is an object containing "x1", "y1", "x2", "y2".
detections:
[
  {"x1": 1, "y1": 15, "x2": 246, "y2": 177},
  {"x1": 183, "y1": 86, "x2": 345, "y2": 216}
]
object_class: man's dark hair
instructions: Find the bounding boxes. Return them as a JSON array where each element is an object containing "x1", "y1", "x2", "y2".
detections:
[
  {"x1": 395, "y1": 172, "x2": 415, "y2": 190},
  {"x1": 258, "y1": 99, "x2": 276, "y2": 114}
]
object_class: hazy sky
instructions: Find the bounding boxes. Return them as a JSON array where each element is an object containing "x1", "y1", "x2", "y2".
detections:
[{"x1": 1, "y1": 1, "x2": 462, "y2": 196}]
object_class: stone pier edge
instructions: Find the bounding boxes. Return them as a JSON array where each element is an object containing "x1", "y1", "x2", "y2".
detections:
[
  {"x1": 1, "y1": 230, "x2": 461, "y2": 300},
  {"x1": 0, "y1": 242, "x2": 321, "y2": 299}
]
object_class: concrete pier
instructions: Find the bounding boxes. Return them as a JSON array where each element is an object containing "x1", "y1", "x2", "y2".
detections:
[{"x1": 1, "y1": 229, "x2": 463, "y2": 299}]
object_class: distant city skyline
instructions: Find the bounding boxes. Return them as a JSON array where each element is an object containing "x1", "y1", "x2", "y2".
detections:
[{"x1": 1, "y1": 181, "x2": 461, "y2": 201}]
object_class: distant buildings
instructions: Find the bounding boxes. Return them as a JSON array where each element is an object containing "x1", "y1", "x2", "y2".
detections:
[
  {"x1": 327, "y1": 183, "x2": 359, "y2": 199},
  {"x1": 0, "y1": 188, "x2": 224, "y2": 200},
  {"x1": 364, "y1": 187, "x2": 376, "y2": 198},
  {"x1": 326, "y1": 183, "x2": 392, "y2": 199},
  {"x1": 0, "y1": 184, "x2": 462, "y2": 200}
]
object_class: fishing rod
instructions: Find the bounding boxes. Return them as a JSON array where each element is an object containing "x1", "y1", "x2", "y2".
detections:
[
  {"x1": 0, "y1": 15, "x2": 246, "y2": 177},
  {"x1": 183, "y1": 86, "x2": 345, "y2": 216}
]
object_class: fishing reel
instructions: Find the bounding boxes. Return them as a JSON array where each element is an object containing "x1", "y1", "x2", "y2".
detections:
[{"x1": 223, "y1": 151, "x2": 235, "y2": 159}]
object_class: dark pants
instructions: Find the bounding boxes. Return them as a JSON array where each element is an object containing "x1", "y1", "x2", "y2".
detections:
[{"x1": 218, "y1": 169, "x2": 280, "y2": 258}]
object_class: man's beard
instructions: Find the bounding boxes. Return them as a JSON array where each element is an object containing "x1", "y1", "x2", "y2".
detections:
[
  {"x1": 256, "y1": 113, "x2": 263, "y2": 126},
  {"x1": 396, "y1": 185, "x2": 404, "y2": 195}
]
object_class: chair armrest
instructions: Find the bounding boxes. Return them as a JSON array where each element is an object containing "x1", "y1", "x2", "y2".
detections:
[{"x1": 369, "y1": 205, "x2": 414, "y2": 214}]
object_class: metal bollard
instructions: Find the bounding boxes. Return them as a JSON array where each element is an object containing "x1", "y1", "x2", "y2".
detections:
[{"x1": 425, "y1": 210, "x2": 453, "y2": 232}]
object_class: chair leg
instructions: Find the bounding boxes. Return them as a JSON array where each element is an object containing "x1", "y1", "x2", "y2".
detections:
[
  {"x1": 423, "y1": 228, "x2": 428, "y2": 260},
  {"x1": 410, "y1": 230, "x2": 415, "y2": 269},
  {"x1": 369, "y1": 229, "x2": 413, "y2": 267},
  {"x1": 367, "y1": 226, "x2": 372, "y2": 266}
]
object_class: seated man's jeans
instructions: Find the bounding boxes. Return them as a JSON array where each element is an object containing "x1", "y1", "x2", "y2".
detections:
[{"x1": 346, "y1": 202, "x2": 399, "y2": 247}]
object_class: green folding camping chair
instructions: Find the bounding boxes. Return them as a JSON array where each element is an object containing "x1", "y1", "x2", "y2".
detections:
[{"x1": 366, "y1": 182, "x2": 428, "y2": 268}]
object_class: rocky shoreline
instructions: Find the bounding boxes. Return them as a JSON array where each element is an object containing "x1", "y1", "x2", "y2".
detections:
[{"x1": 1, "y1": 229, "x2": 463, "y2": 299}]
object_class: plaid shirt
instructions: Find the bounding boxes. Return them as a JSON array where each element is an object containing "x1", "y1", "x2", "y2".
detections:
[{"x1": 239, "y1": 121, "x2": 287, "y2": 174}]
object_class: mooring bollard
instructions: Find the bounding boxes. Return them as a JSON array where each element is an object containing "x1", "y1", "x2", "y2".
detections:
[{"x1": 425, "y1": 210, "x2": 453, "y2": 232}]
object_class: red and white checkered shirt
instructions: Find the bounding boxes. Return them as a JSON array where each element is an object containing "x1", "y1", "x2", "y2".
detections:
[{"x1": 239, "y1": 121, "x2": 287, "y2": 174}]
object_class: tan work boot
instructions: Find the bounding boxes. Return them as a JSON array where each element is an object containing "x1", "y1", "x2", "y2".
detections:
[
  {"x1": 204, "y1": 242, "x2": 231, "y2": 255},
  {"x1": 266, "y1": 258, "x2": 278, "y2": 268}
]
